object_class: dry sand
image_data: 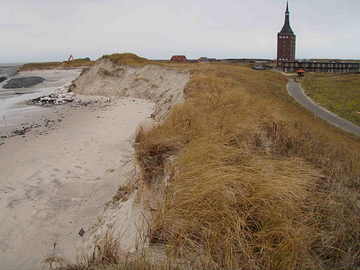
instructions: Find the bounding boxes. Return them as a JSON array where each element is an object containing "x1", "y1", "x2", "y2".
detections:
[
  {"x1": 0, "y1": 62, "x2": 190, "y2": 269},
  {"x1": 72, "y1": 58, "x2": 190, "y2": 121},
  {"x1": 0, "y1": 96, "x2": 154, "y2": 269}
]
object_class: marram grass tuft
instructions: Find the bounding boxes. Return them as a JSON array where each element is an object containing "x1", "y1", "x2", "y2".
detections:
[{"x1": 135, "y1": 64, "x2": 360, "y2": 269}]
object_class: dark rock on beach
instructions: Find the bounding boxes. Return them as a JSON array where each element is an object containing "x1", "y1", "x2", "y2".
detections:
[
  {"x1": 0, "y1": 76, "x2": 7, "y2": 83},
  {"x1": 3, "y1": 76, "x2": 45, "y2": 89}
]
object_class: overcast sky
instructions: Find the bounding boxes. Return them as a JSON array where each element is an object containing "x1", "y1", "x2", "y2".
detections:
[{"x1": 1, "y1": 0, "x2": 359, "y2": 63}]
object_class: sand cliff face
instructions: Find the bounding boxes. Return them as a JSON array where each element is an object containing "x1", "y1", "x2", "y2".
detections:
[
  {"x1": 66, "y1": 58, "x2": 191, "y2": 262},
  {"x1": 71, "y1": 58, "x2": 191, "y2": 120}
]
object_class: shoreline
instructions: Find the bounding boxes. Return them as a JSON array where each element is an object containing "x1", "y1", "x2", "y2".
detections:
[
  {"x1": 0, "y1": 93, "x2": 155, "y2": 268},
  {"x1": 0, "y1": 68, "x2": 82, "y2": 137}
]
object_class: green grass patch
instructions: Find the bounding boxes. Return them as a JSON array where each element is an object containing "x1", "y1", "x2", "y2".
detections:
[{"x1": 302, "y1": 73, "x2": 360, "y2": 125}]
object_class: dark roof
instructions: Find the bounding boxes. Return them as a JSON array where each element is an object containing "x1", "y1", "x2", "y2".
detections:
[{"x1": 279, "y1": 1, "x2": 295, "y2": 36}]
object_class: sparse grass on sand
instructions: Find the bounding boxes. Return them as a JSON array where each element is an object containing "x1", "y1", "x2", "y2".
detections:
[
  {"x1": 302, "y1": 73, "x2": 360, "y2": 126},
  {"x1": 56, "y1": 55, "x2": 360, "y2": 269}
]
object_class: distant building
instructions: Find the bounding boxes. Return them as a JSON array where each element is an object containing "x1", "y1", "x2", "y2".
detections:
[
  {"x1": 170, "y1": 55, "x2": 188, "y2": 62},
  {"x1": 252, "y1": 65, "x2": 273, "y2": 71},
  {"x1": 281, "y1": 61, "x2": 359, "y2": 73},
  {"x1": 277, "y1": 2, "x2": 296, "y2": 68},
  {"x1": 198, "y1": 57, "x2": 209, "y2": 63},
  {"x1": 253, "y1": 60, "x2": 269, "y2": 64},
  {"x1": 276, "y1": 3, "x2": 358, "y2": 74},
  {"x1": 222, "y1": 58, "x2": 273, "y2": 64}
]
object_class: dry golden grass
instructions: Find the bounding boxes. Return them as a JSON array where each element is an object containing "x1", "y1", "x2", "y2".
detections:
[
  {"x1": 134, "y1": 77, "x2": 150, "y2": 82},
  {"x1": 134, "y1": 63, "x2": 360, "y2": 269},
  {"x1": 19, "y1": 61, "x2": 63, "y2": 71},
  {"x1": 56, "y1": 57, "x2": 360, "y2": 269},
  {"x1": 101, "y1": 53, "x2": 151, "y2": 66},
  {"x1": 20, "y1": 53, "x2": 150, "y2": 71},
  {"x1": 19, "y1": 59, "x2": 95, "y2": 71},
  {"x1": 57, "y1": 228, "x2": 172, "y2": 270}
]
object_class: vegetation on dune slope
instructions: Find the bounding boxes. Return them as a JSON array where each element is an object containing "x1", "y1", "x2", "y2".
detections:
[
  {"x1": 302, "y1": 73, "x2": 360, "y2": 126},
  {"x1": 20, "y1": 53, "x2": 151, "y2": 71},
  {"x1": 19, "y1": 59, "x2": 95, "y2": 71},
  {"x1": 101, "y1": 53, "x2": 151, "y2": 66},
  {"x1": 20, "y1": 53, "x2": 150, "y2": 71},
  {"x1": 135, "y1": 65, "x2": 360, "y2": 269},
  {"x1": 59, "y1": 62, "x2": 360, "y2": 269}
]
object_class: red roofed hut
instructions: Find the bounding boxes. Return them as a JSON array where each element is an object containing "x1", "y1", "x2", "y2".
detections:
[
  {"x1": 297, "y1": 69, "x2": 305, "y2": 78},
  {"x1": 170, "y1": 55, "x2": 188, "y2": 63}
]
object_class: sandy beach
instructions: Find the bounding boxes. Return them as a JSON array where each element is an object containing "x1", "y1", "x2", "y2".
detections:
[
  {"x1": 0, "y1": 92, "x2": 154, "y2": 268},
  {"x1": 0, "y1": 59, "x2": 191, "y2": 269}
]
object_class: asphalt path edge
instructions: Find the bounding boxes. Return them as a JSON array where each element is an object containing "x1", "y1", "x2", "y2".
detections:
[{"x1": 287, "y1": 79, "x2": 360, "y2": 136}]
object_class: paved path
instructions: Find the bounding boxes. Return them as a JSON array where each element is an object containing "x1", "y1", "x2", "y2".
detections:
[{"x1": 287, "y1": 79, "x2": 360, "y2": 136}]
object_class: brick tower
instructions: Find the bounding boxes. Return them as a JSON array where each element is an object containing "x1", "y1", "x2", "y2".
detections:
[{"x1": 277, "y1": 2, "x2": 296, "y2": 68}]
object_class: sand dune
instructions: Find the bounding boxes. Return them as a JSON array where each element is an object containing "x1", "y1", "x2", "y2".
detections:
[
  {"x1": 0, "y1": 62, "x2": 190, "y2": 269},
  {"x1": 72, "y1": 58, "x2": 190, "y2": 121}
]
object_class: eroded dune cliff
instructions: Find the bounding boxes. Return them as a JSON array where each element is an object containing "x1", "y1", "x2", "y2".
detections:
[{"x1": 71, "y1": 58, "x2": 191, "y2": 120}]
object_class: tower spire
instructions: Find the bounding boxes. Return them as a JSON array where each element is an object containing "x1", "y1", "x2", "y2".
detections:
[
  {"x1": 277, "y1": 1, "x2": 296, "y2": 68},
  {"x1": 286, "y1": 1, "x2": 289, "y2": 14},
  {"x1": 279, "y1": 1, "x2": 294, "y2": 35}
]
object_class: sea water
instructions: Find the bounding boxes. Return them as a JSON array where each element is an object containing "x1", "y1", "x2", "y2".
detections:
[{"x1": 0, "y1": 64, "x2": 81, "y2": 135}]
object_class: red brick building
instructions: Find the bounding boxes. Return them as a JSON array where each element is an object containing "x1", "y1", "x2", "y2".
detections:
[
  {"x1": 277, "y1": 2, "x2": 296, "y2": 68},
  {"x1": 170, "y1": 55, "x2": 188, "y2": 62}
]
